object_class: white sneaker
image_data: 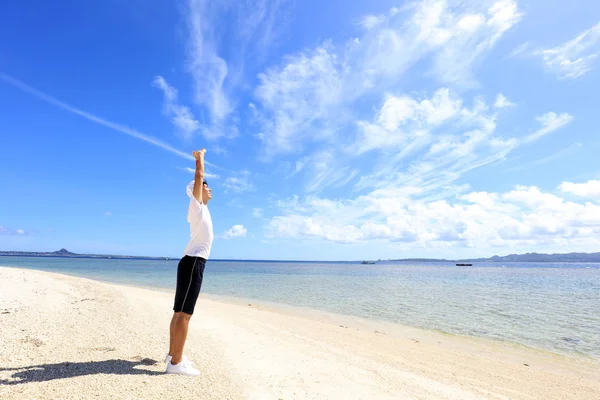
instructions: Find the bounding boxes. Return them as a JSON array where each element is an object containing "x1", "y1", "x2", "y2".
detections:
[
  {"x1": 165, "y1": 359, "x2": 200, "y2": 377},
  {"x1": 164, "y1": 354, "x2": 192, "y2": 364}
]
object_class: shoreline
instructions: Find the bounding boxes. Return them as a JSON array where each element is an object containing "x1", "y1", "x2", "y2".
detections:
[
  {"x1": 3, "y1": 254, "x2": 600, "y2": 264},
  {"x1": 1, "y1": 266, "x2": 599, "y2": 399},
  {"x1": 1, "y1": 263, "x2": 598, "y2": 362}
]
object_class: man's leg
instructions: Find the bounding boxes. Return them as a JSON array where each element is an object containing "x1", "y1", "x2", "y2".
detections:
[
  {"x1": 170, "y1": 256, "x2": 193, "y2": 361},
  {"x1": 171, "y1": 312, "x2": 192, "y2": 364},
  {"x1": 167, "y1": 256, "x2": 205, "y2": 373},
  {"x1": 169, "y1": 313, "x2": 177, "y2": 356}
]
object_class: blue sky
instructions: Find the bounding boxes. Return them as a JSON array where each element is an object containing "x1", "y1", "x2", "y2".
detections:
[{"x1": 1, "y1": 0, "x2": 600, "y2": 260}]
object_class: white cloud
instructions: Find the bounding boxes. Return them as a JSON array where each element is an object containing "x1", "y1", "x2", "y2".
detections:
[
  {"x1": 104, "y1": 212, "x2": 112, "y2": 217},
  {"x1": 252, "y1": 208, "x2": 263, "y2": 218},
  {"x1": 494, "y1": 93, "x2": 515, "y2": 109},
  {"x1": 0, "y1": 226, "x2": 27, "y2": 236},
  {"x1": 152, "y1": 76, "x2": 199, "y2": 139},
  {"x1": 354, "y1": 88, "x2": 462, "y2": 155},
  {"x1": 559, "y1": 180, "x2": 600, "y2": 198},
  {"x1": 254, "y1": 45, "x2": 344, "y2": 158},
  {"x1": 252, "y1": 0, "x2": 523, "y2": 159},
  {"x1": 521, "y1": 112, "x2": 574, "y2": 144},
  {"x1": 250, "y1": 0, "x2": 525, "y2": 191},
  {"x1": 223, "y1": 171, "x2": 254, "y2": 193},
  {"x1": 535, "y1": 22, "x2": 600, "y2": 79},
  {"x1": 223, "y1": 224, "x2": 248, "y2": 239},
  {"x1": 266, "y1": 181, "x2": 600, "y2": 249},
  {"x1": 352, "y1": 88, "x2": 521, "y2": 197}
]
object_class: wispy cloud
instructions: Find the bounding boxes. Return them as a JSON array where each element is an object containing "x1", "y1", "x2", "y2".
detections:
[
  {"x1": 186, "y1": 0, "x2": 231, "y2": 123},
  {"x1": 223, "y1": 170, "x2": 254, "y2": 193},
  {"x1": 534, "y1": 22, "x2": 600, "y2": 79},
  {"x1": 509, "y1": 41, "x2": 531, "y2": 58},
  {"x1": 0, "y1": 72, "x2": 220, "y2": 170},
  {"x1": 235, "y1": 0, "x2": 289, "y2": 57},
  {"x1": 104, "y1": 212, "x2": 112, "y2": 217},
  {"x1": 303, "y1": 149, "x2": 359, "y2": 193},
  {"x1": 521, "y1": 112, "x2": 574, "y2": 144},
  {"x1": 183, "y1": 0, "x2": 288, "y2": 140},
  {"x1": 358, "y1": 14, "x2": 386, "y2": 30},
  {"x1": 505, "y1": 142, "x2": 582, "y2": 172},
  {"x1": 0, "y1": 225, "x2": 26, "y2": 236},
  {"x1": 223, "y1": 224, "x2": 248, "y2": 239},
  {"x1": 428, "y1": 0, "x2": 523, "y2": 86},
  {"x1": 178, "y1": 167, "x2": 220, "y2": 180},
  {"x1": 152, "y1": 76, "x2": 199, "y2": 139}
]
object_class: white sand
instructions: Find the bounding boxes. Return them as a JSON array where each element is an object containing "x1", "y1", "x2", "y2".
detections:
[{"x1": 1, "y1": 267, "x2": 598, "y2": 400}]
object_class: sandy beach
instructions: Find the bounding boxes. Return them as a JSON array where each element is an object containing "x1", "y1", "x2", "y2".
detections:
[{"x1": 1, "y1": 267, "x2": 598, "y2": 400}]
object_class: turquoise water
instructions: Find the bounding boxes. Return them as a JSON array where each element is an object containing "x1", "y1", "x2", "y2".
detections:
[{"x1": 2, "y1": 256, "x2": 599, "y2": 359}]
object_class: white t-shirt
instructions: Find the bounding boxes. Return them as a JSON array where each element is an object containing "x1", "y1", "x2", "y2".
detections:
[{"x1": 183, "y1": 181, "x2": 214, "y2": 259}]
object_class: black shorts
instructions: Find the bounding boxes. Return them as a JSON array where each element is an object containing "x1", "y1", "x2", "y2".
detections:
[{"x1": 173, "y1": 255, "x2": 206, "y2": 315}]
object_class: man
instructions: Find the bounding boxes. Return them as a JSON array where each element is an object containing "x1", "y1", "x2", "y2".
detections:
[{"x1": 165, "y1": 148, "x2": 213, "y2": 376}]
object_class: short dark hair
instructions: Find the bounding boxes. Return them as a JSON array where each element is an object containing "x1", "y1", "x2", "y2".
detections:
[{"x1": 203, "y1": 180, "x2": 208, "y2": 186}]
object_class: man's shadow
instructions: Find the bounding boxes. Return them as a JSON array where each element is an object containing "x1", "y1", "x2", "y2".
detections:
[{"x1": 0, "y1": 358, "x2": 162, "y2": 385}]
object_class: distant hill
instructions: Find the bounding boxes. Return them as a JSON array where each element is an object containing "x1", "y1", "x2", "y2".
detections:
[
  {"x1": 391, "y1": 252, "x2": 600, "y2": 263},
  {"x1": 463, "y1": 252, "x2": 600, "y2": 263},
  {"x1": 52, "y1": 248, "x2": 76, "y2": 256}
]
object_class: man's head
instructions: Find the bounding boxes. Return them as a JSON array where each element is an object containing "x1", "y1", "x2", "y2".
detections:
[{"x1": 202, "y1": 180, "x2": 212, "y2": 204}]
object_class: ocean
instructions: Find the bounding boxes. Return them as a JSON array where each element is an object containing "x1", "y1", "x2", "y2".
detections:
[{"x1": 1, "y1": 256, "x2": 599, "y2": 359}]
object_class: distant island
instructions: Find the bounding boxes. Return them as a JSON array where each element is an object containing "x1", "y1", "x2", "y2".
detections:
[
  {"x1": 0, "y1": 248, "x2": 172, "y2": 261},
  {"x1": 1, "y1": 249, "x2": 600, "y2": 263}
]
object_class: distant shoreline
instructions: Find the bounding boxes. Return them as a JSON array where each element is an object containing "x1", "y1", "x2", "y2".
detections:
[{"x1": 1, "y1": 250, "x2": 600, "y2": 263}]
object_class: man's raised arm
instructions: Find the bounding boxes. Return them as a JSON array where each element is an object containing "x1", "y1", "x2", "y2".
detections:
[{"x1": 192, "y1": 149, "x2": 206, "y2": 203}]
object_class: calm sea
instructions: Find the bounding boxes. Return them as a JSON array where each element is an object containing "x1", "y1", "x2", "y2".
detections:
[{"x1": 2, "y1": 256, "x2": 599, "y2": 359}]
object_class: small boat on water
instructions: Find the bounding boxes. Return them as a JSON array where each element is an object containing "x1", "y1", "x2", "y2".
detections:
[
  {"x1": 456, "y1": 263, "x2": 472, "y2": 266},
  {"x1": 361, "y1": 261, "x2": 376, "y2": 265}
]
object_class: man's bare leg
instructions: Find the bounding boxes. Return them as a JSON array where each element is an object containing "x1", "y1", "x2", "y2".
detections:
[
  {"x1": 169, "y1": 313, "x2": 177, "y2": 356},
  {"x1": 171, "y1": 312, "x2": 192, "y2": 364}
]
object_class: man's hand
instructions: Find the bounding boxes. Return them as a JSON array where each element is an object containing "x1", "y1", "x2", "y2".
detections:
[{"x1": 192, "y1": 149, "x2": 206, "y2": 160}]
